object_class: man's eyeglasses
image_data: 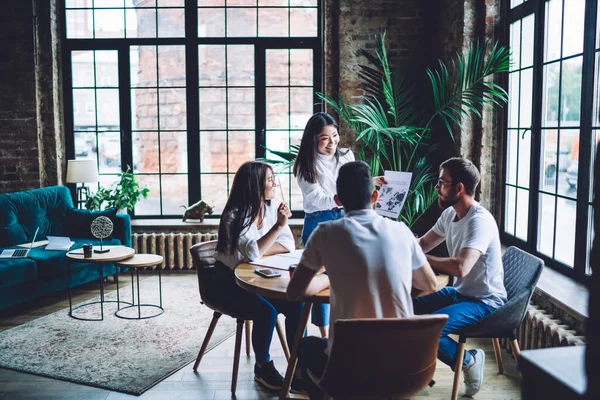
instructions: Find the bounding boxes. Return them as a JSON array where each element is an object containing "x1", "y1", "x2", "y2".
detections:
[{"x1": 436, "y1": 179, "x2": 454, "y2": 187}]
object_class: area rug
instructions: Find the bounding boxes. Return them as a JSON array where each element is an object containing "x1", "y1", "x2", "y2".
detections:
[{"x1": 0, "y1": 275, "x2": 236, "y2": 395}]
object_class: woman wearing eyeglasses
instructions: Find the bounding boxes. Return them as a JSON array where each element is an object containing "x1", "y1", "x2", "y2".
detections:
[{"x1": 214, "y1": 161, "x2": 303, "y2": 391}]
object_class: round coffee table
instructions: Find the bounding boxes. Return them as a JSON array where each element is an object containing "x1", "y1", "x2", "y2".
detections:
[
  {"x1": 114, "y1": 254, "x2": 164, "y2": 320},
  {"x1": 66, "y1": 246, "x2": 135, "y2": 321}
]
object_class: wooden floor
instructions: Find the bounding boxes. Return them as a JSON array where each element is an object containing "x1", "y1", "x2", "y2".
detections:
[{"x1": 0, "y1": 273, "x2": 522, "y2": 399}]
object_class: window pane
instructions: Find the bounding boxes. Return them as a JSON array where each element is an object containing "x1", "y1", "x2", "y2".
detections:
[
  {"x1": 158, "y1": 0, "x2": 184, "y2": 6},
  {"x1": 229, "y1": 0, "x2": 256, "y2": 5},
  {"x1": 125, "y1": 8, "x2": 157, "y2": 39},
  {"x1": 133, "y1": 131, "x2": 159, "y2": 173},
  {"x1": 562, "y1": 0, "x2": 585, "y2": 57},
  {"x1": 131, "y1": 46, "x2": 157, "y2": 88},
  {"x1": 545, "y1": 0, "x2": 562, "y2": 62},
  {"x1": 161, "y1": 131, "x2": 188, "y2": 173},
  {"x1": 198, "y1": 8, "x2": 225, "y2": 37},
  {"x1": 228, "y1": 131, "x2": 255, "y2": 171},
  {"x1": 157, "y1": 8, "x2": 185, "y2": 37},
  {"x1": 561, "y1": 57, "x2": 582, "y2": 126},
  {"x1": 515, "y1": 188, "x2": 529, "y2": 240},
  {"x1": 158, "y1": 46, "x2": 186, "y2": 87},
  {"x1": 201, "y1": 174, "x2": 229, "y2": 213},
  {"x1": 555, "y1": 197, "x2": 576, "y2": 266},
  {"x1": 95, "y1": 0, "x2": 124, "y2": 7},
  {"x1": 135, "y1": 175, "x2": 161, "y2": 215},
  {"x1": 520, "y1": 68, "x2": 533, "y2": 128},
  {"x1": 72, "y1": 51, "x2": 95, "y2": 87},
  {"x1": 161, "y1": 174, "x2": 188, "y2": 214},
  {"x1": 290, "y1": 49, "x2": 313, "y2": 86},
  {"x1": 557, "y1": 129, "x2": 578, "y2": 198},
  {"x1": 260, "y1": 0, "x2": 288, "y2": 5},
  {"x1": 259, "y1": 8, "x2": 288, "y2": 37},
  {"x1": 504, "y1": 185, "x2": 516, "y2": 235},
  {"x1": 227, "y1": 45, "x2": 255, "y2": 87},
  {"x1": 291, "y1": 0, "x2": 317, "y2": 5},
  {"x1": 521, "y1": 14, "x2": 535, "y2": 68},
  {"x1": 95, "y1": 51, "x2": 118, "y2": 88},
  {"x1": 510, "y1": 21, "x2": 521, "y2": 71},
  {"x1": 267, "y1": 49, "x2": 289, "y2": 86},
  {"x1": 74, "y1": 131, "x2": 97, "y2": 161},
  {"x1": 508, "y1": 72, "x2": 519, "y2": 128},
  {"x1": 228, "y1": 89, "x2": 255, "y2": 129},
  {"x1": 517, "y1": 127, "x2": 531, "y2": 189},
  {"x1": 510, "y1": 0, "x2": 524, "y2": 8},
  {"x1": 538, "y1": 193, "x2": 556, "y2": 257},
  {"x1": 267, "y1": 88, "x2": 290, "y2": 129},
  {"x1": 593, "y1": 52, "x2": 600, "y2": 127},
  {"x1": 290, "y1": 88, "x2": 313, "y2": 129},
  {"x1": 290, "y1": 8, "x2": 317, "y2": 37},
  {"x1": 98, "y1": 132, "x2": 121, "y2": 172},
  {"x1": 588, "y1": 206, "x2": 594, "y2": 274},
  {"x1": 199, "y1": 45, "x2": 226, "y2": 87},
  {"x1": 94, "y1": 9, "x2": 125, "y2": 38},
  {"x1": 541, "y1": 129, "x2": 558, "y2": 192},
  {"x1": 506, "y1": 130, "x2": 518, "y2": 185},
  {"x1": 592, "y1": 130, "x2": 600, "y2": 201},
  {"x1": 66, "y1": 10, "x2": 93, "y2": 39},
  {"x1": 542, "y1": 62, "x2": 560, "y2": 127},
  {"x1": 131, "y1": 88, "x2": 159, "y2": 130},
  {"x1": 73, "y1": 89, "x2": 96, "y2": 129},
  {"x1": 159, "y1": 88, "x2": 187, "y2": 130},
  {"x1": 200, "y1": 88, "x2": 227, "y2": 129},
  {"x1": 227, "y1": 8, "x2": 257, "y2": 37},
  {"x1": 200, "y1": 131, "x2": 226, "y2": 173},
  {"x1": 96, "y1": 89, "x2": 120, "y2": 129},
  {"x1": 198, "y1": 0, "x2": 224, "y2": 5}
]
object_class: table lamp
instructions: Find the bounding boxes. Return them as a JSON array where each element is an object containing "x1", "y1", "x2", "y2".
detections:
[{"x1": 66, "y1": 159, "x2": 99, "y2": 209}]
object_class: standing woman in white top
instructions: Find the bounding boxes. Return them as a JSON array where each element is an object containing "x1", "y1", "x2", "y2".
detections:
[
  {"x1": 214, "y1": 161, "x2": 303, "y2": 391},
  {"x1": 293, "y1": 112, "x2": 384, "y2": 337}
]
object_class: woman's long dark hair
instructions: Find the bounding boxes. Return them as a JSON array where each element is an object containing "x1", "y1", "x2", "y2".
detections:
[
  {"x1": 216, "y1": 161, "x2": 273, "y2": 255},
  {"x1": 293, "y1": 112, "x2": 346, "y2": 184}
]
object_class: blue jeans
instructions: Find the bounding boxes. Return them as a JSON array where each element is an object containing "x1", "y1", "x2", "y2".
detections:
[
  {"x1": 212, "y1": 262, "x2": 304, "y2": 364},
  {"x1": 302, "y1": 208, "x2": 344, "y2": 327},
  {"x1": 413, "y1": 287, "x2": 496, "y2": 370}
]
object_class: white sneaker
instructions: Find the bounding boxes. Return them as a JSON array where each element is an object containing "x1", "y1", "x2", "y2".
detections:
[{"x1": 463, "y1": 349, "x2": 485, "y2": 397}]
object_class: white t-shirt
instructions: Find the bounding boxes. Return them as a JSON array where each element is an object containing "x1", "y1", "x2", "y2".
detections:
[
  {"x1": 214, "y1": 201, "x2": 295, "y2": 270},
  {"x1": 300, "y1": 209, "x2": 427, "y2": 352},
  {"x1": 297, "y1": 149, "x2": 355, "y2": 213},
  {"x1": 432, "y1": 201, "x2": 507, "y2": 308}
]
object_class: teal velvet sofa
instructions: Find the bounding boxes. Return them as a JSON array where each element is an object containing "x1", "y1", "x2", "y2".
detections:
[{"x1": 0, "y1": 186, "x2": 132, "y2": 309}]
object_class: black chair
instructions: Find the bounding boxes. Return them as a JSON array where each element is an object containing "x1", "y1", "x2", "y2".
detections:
[
  {"x1": 190, "y1": 240, "x2": 289, "y2": 395},
  {"x1": 450, "y1": 246, "x2": 544, "y2": 400},
  {"x1": 308, "y1": 315, "x2": 448, "y2": 400}
]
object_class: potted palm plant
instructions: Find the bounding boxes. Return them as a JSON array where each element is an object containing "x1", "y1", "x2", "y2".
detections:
[
  {"x1": 265, "y1": 31, "x2": 510, "y2": 228},
  {"x1": 85, "y1": 166, "x2": 150, "y2": 213}
]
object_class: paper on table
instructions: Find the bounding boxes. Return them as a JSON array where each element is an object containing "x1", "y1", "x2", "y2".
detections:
[
  {"x1": 375, "y1": 170, "x2": 412, "y2": 219},
  {"x1": 249, "y1": 249, "x2": 304, "y2": 270},
  {"x1": 45, "y1": 236, "x2": 75, "y2": 251}
]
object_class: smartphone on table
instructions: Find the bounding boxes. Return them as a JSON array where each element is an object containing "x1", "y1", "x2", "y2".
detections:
[{"x1": 255, "y1": 268, "x2": 281, "y2": 278}]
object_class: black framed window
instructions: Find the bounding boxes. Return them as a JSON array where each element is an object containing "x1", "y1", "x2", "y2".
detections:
[
  {"x1": 61, "y1": 0, "x2": 321, "y2": 217},
  {"x1": 504, "y1": 0, "x2": 598, "y2": 279}
]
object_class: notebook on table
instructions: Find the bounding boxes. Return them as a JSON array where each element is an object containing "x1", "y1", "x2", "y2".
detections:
[{"x1": 0, "y1": 227, "x2": 40, "y2": 258}]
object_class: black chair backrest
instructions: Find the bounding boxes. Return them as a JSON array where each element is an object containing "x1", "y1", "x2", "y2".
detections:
[
  {"x1": 317, "y1": 315, "x2": 448, "y2": 399},
  {"x1": 190, "y1": 240, "x2": 219, "y2": 309},
  {"x1": 502, "y1": 246, "x2": 544, "y2": 302}
]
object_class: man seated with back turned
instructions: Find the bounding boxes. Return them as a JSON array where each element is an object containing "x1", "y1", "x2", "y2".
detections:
[
  {"x1": 287, "y1": 160, "x2": 438, "y2": 399},
  {"x1": 415, "y1": 157, "x2": 507, "y2": 397}
]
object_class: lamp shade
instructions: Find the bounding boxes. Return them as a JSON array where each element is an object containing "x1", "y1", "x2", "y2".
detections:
[{"x1": 66, "y1": 159, "x2": 99, "y2": 183}]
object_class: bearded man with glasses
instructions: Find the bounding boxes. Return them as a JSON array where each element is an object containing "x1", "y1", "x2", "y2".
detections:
[{"x1": 414, "y1": 157, "x2": 507, "y2": 397}]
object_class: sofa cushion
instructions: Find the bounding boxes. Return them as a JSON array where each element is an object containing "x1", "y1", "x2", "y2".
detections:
[
  {"x1": 0, "y1": 258, "x2": 36, "y2": 289},
  {"x1": 0, "y1": 186, "x2": 73, "y2": 248},
  {"x1": 64, "y1": 207, "x2": 117, "y2": 238},
  {"x1": 31, "y1": 238, "x2": 122, "y2": 279}
]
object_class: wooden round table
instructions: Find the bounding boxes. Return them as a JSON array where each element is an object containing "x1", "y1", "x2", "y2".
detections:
[
  {"x1": 114, "y1": 254, "x2": 165, "y2": 320},
  {"x1": 66, "y1": 245, "x2": 135, "y2": 321},
  {"x1": 234, "y1": 262, "x2": 449, "y2": 400}
]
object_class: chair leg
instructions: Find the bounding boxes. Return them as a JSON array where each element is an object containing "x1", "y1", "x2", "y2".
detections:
[
  {"x1": 451, "y1": 337, "x2": 467, "y2": 400},
  {"x1": 510, "y1": 338, "x2": 521, "y2": 360},
  {"x1": 193, "y1": 311, "x2": 221, "y2": 371},
  {"x1": 231, "y1": 319, "x2": 244, "y2": 395},
  {"x1": 276, "y1": 319, "x2": 291, "y2": 361},
  {"x1": 245, "y1": 320, "x2": 252, "y2": 356},
  {"x1": 492, "y1": 338, "x2": 504, "y2": 374}
]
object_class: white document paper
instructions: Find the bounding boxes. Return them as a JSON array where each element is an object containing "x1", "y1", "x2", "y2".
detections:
[
  {"x1": 375, "y1": 170, "x2": 412, "y2": 219},
  {"x1": 45, "y1": 236, "x2": 75, "y2": 251},
  {"x1": 249, "y1": 249, "x2": 304, "y2": 270}
]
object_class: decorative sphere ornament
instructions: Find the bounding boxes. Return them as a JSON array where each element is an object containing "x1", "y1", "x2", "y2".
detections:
[{"x1": 90, "y1": 216, "x2": 113, "y2": 253}]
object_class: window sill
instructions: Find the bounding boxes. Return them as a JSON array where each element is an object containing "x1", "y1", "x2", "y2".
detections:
[{"x1": 534, "y1": 266, "x2": 588, "y2": 320}]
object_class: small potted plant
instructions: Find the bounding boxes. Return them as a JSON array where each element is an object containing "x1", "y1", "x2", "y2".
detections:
[{"x1": 85, "y1": 166, "x2": 150, "y2": 213}]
